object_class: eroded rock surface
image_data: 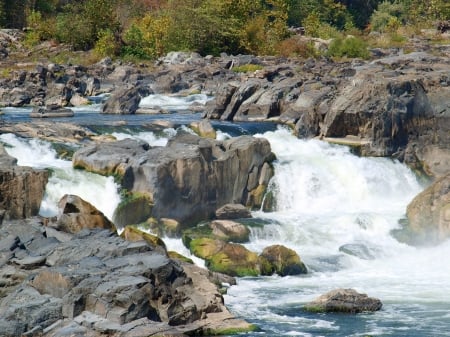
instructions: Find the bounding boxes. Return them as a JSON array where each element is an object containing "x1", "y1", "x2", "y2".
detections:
[{"x1": 73, "y1": 132, "x2": 274, "y2": 226}]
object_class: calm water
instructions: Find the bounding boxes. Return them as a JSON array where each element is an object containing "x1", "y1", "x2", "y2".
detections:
[{"x1": 1, "y1": 95, "x2": 449, "y2": 337}]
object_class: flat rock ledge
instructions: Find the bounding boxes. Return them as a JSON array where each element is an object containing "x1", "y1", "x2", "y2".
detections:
[
  {"x1": 0, "y1": 218, "x2": 254, "y2": 337},
  {"x1": 304, "y1": 288, "x2": 382, "y2": 314}
]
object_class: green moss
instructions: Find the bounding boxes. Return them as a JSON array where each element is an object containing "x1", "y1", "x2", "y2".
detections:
[
  {"x1": 120, "y1": 225, "x2": 166, "y2": 250},
  {"x1": 168, "y1": 251, "x2": 194, "y2": 264},
  {"x1": 182, "y1": 224, "x2": 213, "y2": 248},
  {"x1": 113, "y1": 192, "x2": 153, "y2": 228}
]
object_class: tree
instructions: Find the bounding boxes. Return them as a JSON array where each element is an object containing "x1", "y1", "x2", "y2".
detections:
[{"x1": 338, "y1": 0, "x2": 382, "y2": 29}]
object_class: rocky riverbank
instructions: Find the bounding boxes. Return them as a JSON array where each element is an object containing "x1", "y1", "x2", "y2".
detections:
[{"x1": 0, "y1": 29, "x2": 450, "y2": 335}]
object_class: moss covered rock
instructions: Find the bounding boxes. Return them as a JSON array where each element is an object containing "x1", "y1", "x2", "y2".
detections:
[
  {"x1": 260, "y1": 245, "x2": 307, "y2": 276},
  {"x1": 189, "y1": 238, "x2": 270, "y2": 277},
  {"x1": 120, "y1": 225, "x2": 167, "y2": 254},
  {"x1": 113, "y1": 193, "x2": 153, "y2": 229}
]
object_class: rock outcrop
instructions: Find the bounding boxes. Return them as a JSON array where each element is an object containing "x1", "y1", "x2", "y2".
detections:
[
  {"x1": 56, "y1": 194, "x2": 116, "y2": 234},
  {"x1": 0, "y1": 144, "x2": 48, "y2": 220},
  {"x1": 304, "y1": 288, "x2": 382, "y2": 313},
  {"x1": 397, "y1": 173, "x2": 450, "y2": 245},
  {"x1": 73, "y1": 132, "x2": 275, "y2": 226},
  {"x1": 0, "y1": 217, "x2": 253, "y2": 336}
]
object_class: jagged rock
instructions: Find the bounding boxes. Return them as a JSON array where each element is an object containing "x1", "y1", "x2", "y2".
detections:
[
  {"x1": 260, "y1": 245, "x2": 307, "y2": 276},
  {"x1": 0, "y1": 145, "x2": 48, "y2": 219},
  {"x1": 215, "y1": 203, "x2": 252, "y2": 220},
  {"x1": 56, "y1": 194, "x2": 115, "y2": 234},
  {"x1": 102, "y1": 85, "x2": 152, "y2": 114},
  {"x1": 0, "y1": 219, "x2": 253, "y2": 336},
  {"x1": 73, "y1": 133, "x2": 274, "y2": 226},
  {"x1": 304, "y1": 288, "x2": 382, "y2": 313}
]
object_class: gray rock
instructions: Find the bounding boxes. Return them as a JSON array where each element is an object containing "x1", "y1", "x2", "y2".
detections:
[
  {"x1": 215, "y1": 203, "x2": 252, "y2": 220},
  {"x1": 102, "y1": 85, "x2": 152, "y2": 114},
  {"x1": 304, "y1": 288, "x2": 382, "y2": 313},
  {"x1": 73, "y1": 133, "x2": 274, "y2": 226}
]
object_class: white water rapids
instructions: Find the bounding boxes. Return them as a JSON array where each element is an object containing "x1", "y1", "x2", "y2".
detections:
[{"x1": 1, "y1": 119, "x2": 449, "y2": 336}]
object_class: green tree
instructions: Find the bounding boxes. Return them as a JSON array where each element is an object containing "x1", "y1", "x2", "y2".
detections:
[
  {"x1": 338, "y1": 0, "x2": 383, "y2": 29},
  {"x1": 55, "y1": 0, "x2": 120, "y2": 50},
  {"x1": 370, "y1": 1, "x2": 406, "y2": 32}
]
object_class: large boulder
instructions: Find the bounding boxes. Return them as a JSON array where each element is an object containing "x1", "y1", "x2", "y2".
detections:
[
  {"x1": 260, "y1": 245, "x2": 307, "y2": 276},
  {"x1": 0, "y1": 144, "x2": 48, "y2": 220},
  {"x1": 398, "y1": 174, "x2": 450, "y2": 245},
  {"x1": 73, "y1": 133, "x2": 275, "y2": 226},
  {"x1": 102, "y1": 85, "x2": 152, "y2": 114},
  {"x1": 56, "y1": 194, "x2": 115, "y2": 234},
  {"x1": 188, "y1": 238, "x2": 271, "y2": 277},
  {"x1": 304, "y1": 288, "x2": 382, "y2": 313}
]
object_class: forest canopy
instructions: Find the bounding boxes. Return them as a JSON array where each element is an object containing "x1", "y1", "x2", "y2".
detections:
[{"x1": 0, "y1": 0, "x2": 449, "y2": 59}]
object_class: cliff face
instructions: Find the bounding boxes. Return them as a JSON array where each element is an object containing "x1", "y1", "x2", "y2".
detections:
[
  {"x1": 73, "y1": 133, "x2": 274, "y2": 227},
  {"x1": 0, "y1": 144, "x2": 48, "y2": 220}
]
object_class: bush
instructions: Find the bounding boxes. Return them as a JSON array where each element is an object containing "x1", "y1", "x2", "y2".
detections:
[
  {"x1": 276, "y1": 37, "x2": 319, "y2": 58},
  {"x1": 24, "y1": 10, "x2": 56, "y2": 46},
  {"x1": 94, "y1": 29, "x2": 121, "y2": 58},
  {"x1": 56, "y1": 12, "x2": 93, "y2": 50},
  {"x1": 304, "y1": 13, "x2": 341, "y2": 39},
  {"x1": 327, "y1": 36, "x2": 370, "y2": 59},
  {"x1": 370, "y1": 1, "x2": 406, "y2": 33}
]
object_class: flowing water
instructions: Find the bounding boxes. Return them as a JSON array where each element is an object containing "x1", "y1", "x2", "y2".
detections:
[{"x1": 1, "y1": 95, "x2": 449, "y2": 336}]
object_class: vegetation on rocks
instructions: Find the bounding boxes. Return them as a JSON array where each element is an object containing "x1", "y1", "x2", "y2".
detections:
[{"x1": 0, "y1": 0, "x2": 448, "y2": 62}]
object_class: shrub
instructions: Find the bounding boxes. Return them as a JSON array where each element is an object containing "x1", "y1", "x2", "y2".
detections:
[
  {"x1": 24, "y1": 10, "x2": 56, "y2": 46},
  {"x1": 304, "y1": 13, "x2": 341, "y2": 39},
  {"x1": 94, "y1": 29, "x2": 121, "y2": 58},
  {"x1": 370, "y1": 1, "x2": 406, "y2": 33},
  {"x1": 327, "y1": 36, "x2": 370, "y2": 59},
  {"x1": 276, "y1": 37, "x2": 319, "y2": 58}
]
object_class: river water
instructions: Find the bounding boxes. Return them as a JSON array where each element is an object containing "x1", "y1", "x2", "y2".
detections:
[{"x1": 1, "y1": 96, "x2": 449, "y2": 336}]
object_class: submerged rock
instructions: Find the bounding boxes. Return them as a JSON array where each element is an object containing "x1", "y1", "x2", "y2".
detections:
[{"x1": 304, "y1": 288, "x2": 382, "y2": 313}]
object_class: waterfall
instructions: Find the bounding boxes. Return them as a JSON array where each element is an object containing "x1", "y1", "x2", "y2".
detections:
[
  {"x1": 0, "y1": 133, "x2": 120, "y2": 220},
  {"x1": 224, "y1": 128, "x2": 450, "y2": 336}
]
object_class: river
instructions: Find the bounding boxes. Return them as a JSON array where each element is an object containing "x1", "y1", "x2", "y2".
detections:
[{"x1": 1, "y1": 95, "x2": 449, "y2": 336}]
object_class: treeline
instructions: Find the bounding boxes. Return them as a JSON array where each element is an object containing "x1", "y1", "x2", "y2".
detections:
[{"x1": 1, "y1": 0, "x2": 449, "y2": 59}]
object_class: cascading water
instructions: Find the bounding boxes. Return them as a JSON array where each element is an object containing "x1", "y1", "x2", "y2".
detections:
[
  {"x1": 0, "y1": 133, "x2": 121, "y2": 220},
  {"x1": 223, "y1": 128, "x2": 450, "y2": 336},
  {"x1": 1, "y1": 94, "x2": 449, "y2": 335}
]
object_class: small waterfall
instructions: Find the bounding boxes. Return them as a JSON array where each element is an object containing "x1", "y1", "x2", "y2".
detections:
[
  {"x1": 0, "y1": 133, "x2": 120, "y2": 220},
  {"x1": 224, "y1": 128, "x2": 450, "y2": 336}
]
